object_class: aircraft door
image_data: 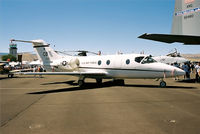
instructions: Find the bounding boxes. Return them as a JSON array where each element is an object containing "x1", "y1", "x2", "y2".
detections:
[{"x1": 114, "y1": 56, "x2": 123, "y2": 69}]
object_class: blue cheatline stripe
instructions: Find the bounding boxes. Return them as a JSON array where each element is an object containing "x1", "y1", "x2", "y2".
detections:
[
  {"x1": 78, "y1": 67, "x2": 169, "y2": 73},
  {"x1": 175, "y1": 7, "x2": 200, "y2": 16}
]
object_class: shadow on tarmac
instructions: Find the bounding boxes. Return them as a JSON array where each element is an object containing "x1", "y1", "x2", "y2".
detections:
[
  {"x1": 124, "y1": 84, "x2": 196, "y2": 89},
  {"x1": 0, "y1": 77, "x2": 10, "y2": 80},
  {"x1": 41, "y1": 80, "x2": 77, "y2": 86},
  {"x1": 0, "y1": 76, "x2": 45, "y2": 80},
  {"x1": 27, "y1": 80, "x2": 196, "y2": 95},
  {"x1": 177, "y1": 79, "x2": 200, "y2": 83},
  {"x1": 28, "y1": 81, "x2": 114, "y2": 94}
]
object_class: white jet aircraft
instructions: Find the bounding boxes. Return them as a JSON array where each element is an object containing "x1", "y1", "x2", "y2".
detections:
[
  {"x1": 11, "y1": 39, "x2": 185, "y2": 87},
  {"x1": 153, "y1": 50, "x2": 189, "y2": 64},
  {"x1": 153, "y1": 55, "x2": 188, "y2": 65}
]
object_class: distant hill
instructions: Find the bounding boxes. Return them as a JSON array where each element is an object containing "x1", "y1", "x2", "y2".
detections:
[
  {"x1": 18, "y1": 52, "x2": 38, "y2": 61},
  {"x1": 0, "y1": 53, "x2": 8, "y2": 55},
  {"x1": 182, "y1": 54, "x2": 200, "y2": 62},
  {"x1": 0, "y1": 52, "x2": 37, "y2": 61}
]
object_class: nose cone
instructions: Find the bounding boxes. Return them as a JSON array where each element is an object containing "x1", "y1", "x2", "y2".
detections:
[
  {"x1": 157, "y1": 63, "x2": 185, "y2": 77},
  {"x1": 175, "y1": 68, "x2": 185, "y2": 76}
]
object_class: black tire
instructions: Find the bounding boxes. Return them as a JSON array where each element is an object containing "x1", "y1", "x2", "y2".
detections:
[
  {"x1": 160, "y1": 81, "x2": 166, "y2": 88},
  {"x1": 8, "y1": 74, "x2": 13, "y2": 78}
]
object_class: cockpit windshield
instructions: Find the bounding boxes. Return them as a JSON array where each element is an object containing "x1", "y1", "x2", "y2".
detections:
[
  {"x1": 141, "y1": 56, "x2": 157, "y2": 64},
  {"x1": 135, "y1": 56, "x2": 145, "y2": 63}
]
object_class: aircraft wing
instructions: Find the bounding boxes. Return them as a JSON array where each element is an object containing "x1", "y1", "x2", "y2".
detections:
[
  {"x1": 16, "y1": 71, "x2": 107, "y2": 77},
  {"x1": 138, "y1": 33, "x2": 200, "y2": 45},
  {"x1": 10, "y1": 69, "x2": 33, "y2": 73}
]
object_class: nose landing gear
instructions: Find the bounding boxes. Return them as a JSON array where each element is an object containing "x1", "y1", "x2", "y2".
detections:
[{"x1": 159, "y1": 80, "x2": 166, "y2": 88}]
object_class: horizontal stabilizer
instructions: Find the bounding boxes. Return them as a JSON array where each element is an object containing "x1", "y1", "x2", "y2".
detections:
[
  {"x1": 138, "y1": 33, "x2": 200, "y2": 45},
  {"x1": 11, "y1": 39, "x2": 49, "y2": 46}
]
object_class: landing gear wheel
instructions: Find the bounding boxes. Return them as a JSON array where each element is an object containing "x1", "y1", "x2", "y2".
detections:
[
  {"x1": 113, "y1": 79, "x2": 125, "y2": 86},
  {"x1": 8, "y1": 74, "x2": 14, "y2": 78},
  {"x1": 96, "y1": 79, "x2": 102, "y2": 86},
  {"x1": 78, "y1": 80, "x2": 85, "y2": 87},
  {"x1": 160, "y1": 81, "x2": 166, "y2": 88}
]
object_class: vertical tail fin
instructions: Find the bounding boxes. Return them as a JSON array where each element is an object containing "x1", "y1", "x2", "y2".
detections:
[
  {"x1": 172, "y1": 0, "x2": 200, "y2": 36},
  {"x1": 31, "y1": 39, "x2": 62, "y2": 64}
]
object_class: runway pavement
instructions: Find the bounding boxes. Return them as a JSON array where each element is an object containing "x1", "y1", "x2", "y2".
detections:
[{"x1": 0, "y1": 75, "x2": 200, "y2": 134}]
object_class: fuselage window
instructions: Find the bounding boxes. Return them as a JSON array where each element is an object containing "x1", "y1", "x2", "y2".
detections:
[
  {"x1": 106, "y1": 60, "x2": 110, "y2": 65},
  {"x1": 98, "y1": 60, "x2": 102, "y2": 65},
  {"x1": 141, "y1": 56, "x2": 157, "y2": 64},
  {"x1": 135, "y1": 56, "x2": 144, "y2": 63},
  {"x1": 126, "y1": 59, "x2": 130, "y2": 65}
]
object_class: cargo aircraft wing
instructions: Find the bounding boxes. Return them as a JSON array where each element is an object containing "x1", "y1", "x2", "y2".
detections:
[
  {"x1": 139, "y1": 0, "x2": 200, "y2": 45},
  {"x1": 138, "y1": 33, "x2": 200, "y2": 45}
]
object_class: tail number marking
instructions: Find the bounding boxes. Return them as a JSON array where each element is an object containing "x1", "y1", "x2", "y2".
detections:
[{"x1": 43, "y1": 52, "x2": 48, "y2": 57}]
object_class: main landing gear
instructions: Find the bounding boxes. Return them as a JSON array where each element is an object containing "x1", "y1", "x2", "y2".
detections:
[
  {"x1": 78, "y1": 78, "x2": 103, "y2": 87},
  {"x1": 78, "y1": 76, "x2": 85, "y2": 87},
  {"x1": 8, "y1": 73, "x2": 14, "y2": 78},
  {"x1": 77, "y1": 77, "x2": 125, "y2": 87},
  {"x1": 96, "y1": 78, "x2": 102, "y2": 86},
  {"x1": 78, "y1": 80, "x2": 85, "y2": 87}
]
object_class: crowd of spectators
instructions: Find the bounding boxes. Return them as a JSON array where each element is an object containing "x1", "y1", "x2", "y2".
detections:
[{"x1": 180, "y1": 62, "x2": 200, "y2": 82}]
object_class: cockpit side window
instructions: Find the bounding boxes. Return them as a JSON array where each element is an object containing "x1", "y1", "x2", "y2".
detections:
[
  {"x1": 135, "y1": 56, "x2": 144, "y2": 63},
  {"x1": 141, "y1": 56, "x2": 157, "y2": 64}
]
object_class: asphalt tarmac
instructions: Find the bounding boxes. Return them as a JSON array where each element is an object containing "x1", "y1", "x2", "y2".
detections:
[{"x1": 0, "y1": 74, "x2": 200, "y2": 134}]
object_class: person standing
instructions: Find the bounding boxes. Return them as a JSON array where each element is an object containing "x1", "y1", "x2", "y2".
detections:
[
  {"x1": 182, "y1": 63, "x2": 190, "y2": 80},
  {"x1": 195, "y1": 62, "x2": 200, "y2": 82},
  {"x1": 33, "y1": 66, "x2": 38, "y2": 78},
  {"x1": 38, "y1": 66, "x2": 43, "y2": 78},
  {"x1": 187, "y1": 63, "x2": 191, "y2": 79}
]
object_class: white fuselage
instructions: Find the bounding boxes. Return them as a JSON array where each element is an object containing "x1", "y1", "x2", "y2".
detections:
[
  {"x1": 44, "y1": 54, "x2": 185, "y2": 79},
  {"x1": 10, "y1": 39, "x2": 186, "y2": 82}
]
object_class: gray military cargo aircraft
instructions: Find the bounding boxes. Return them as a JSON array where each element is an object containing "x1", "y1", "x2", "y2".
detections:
[{"x1": 139, "y1": 0, "x2": 200, "y2": 45}]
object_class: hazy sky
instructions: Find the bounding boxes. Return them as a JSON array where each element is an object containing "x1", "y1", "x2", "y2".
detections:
[{"x1": 0, "y1": 0, "x2": 200, "y2": 55}]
